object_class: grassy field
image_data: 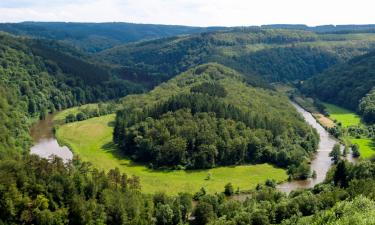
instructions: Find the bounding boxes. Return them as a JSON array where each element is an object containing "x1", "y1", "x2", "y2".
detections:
[
  {"x1": 55, "y1": 114, "x2": 287, "y2": 195},
  {"x1": 323, "y1": 103, "x2": 375, "y2": 158},
  {"x1": 350, "y1": 138, "x2": 375, "y2": 159},
  {"x1": 323, "y1": 103, "x2": 361, "y2": 127},
  {"x1": 53, "y1": 104, "x2": 98, "y2": 123}
]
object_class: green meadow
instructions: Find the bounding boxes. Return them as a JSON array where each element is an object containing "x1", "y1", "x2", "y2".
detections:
[
  {"x1": 350, "y1": 138, "x2": 375, "y2": 159},
  {"x1": 53, "y1": 104, "x2": 99, "y2": 123},
  {"x1": 323, "y1": 103, "x2": 375, "y2": 158},
  {"x1": 323, "y1": 103, "x2": 361, "y2": 127},
  {"x1": 55, "y1": 114, "x2": 287, "y2": 195}
]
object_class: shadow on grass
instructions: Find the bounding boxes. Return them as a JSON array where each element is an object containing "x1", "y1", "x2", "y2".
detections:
[
  {"x1": 368, "y1": 140, "x2": 375, "y2": 152},
  {"x1": 100, "y1": 141, "x2": 218, "y2": 174},
  {"x1": 107, "y1": 121, "x2": 115, "y2": 127},
  {"x1": 99, "y1": 142, "x2": 276, "y2": 175}
]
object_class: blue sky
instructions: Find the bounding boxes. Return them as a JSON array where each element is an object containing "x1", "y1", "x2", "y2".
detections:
[{"x1": 0, "y1": 0, "x2": 374, "y2": 26}]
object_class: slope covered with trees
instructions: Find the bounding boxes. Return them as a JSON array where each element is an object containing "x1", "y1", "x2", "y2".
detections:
[
  {"x1": 113, "y1": 63, "x2": 319, "y2": 177},
  {"x1": 0, "y1": 32, "x2": 143, "y2": 121},
  {"x1": 2, "y1": 24, "x2": 375, "y2": 225},
  {"x1": 99, "y1": 28, "x2": 375, "y2": 84},
  {"x1": 301, "y1": 51, "x2": 375, "y2": 123},
  {"x1": 0, "y1": 22, "x2": 224, "y2": 53}
]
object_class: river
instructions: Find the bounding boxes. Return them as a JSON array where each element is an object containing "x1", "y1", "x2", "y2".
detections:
[
  {"x1": 30, "y1": 102, "x2": 348, "y2": 192},
  {"x1": 277, "y1": 102, "x2": 355, "y2": 193},
  {"x1": 30, "y1": 113, "x2": 73, "y2": 163}
]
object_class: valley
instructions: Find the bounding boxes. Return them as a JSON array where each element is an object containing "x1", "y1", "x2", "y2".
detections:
[
  {"x1": 51, "y1": 99, "x2": 346, "y2": 194},
  {"x1": 2, "y1": 21, "x2": 375, "y2": 224}
]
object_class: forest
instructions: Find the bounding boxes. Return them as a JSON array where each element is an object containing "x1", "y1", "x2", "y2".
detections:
[
  {"x1": 0, "y1": 22, "x2": 223, "y2": 53},
  {"x1": 1, "y1": 24, "x2": 375, "y2": 225},
  {"x1": 113, "y1": 64, "x2": 319, "y2": 177},
  {"x1": 301, "y1": 51, "x2": 375, "y2": 123},
  {"x1": 98, "y1": 28, "x2": 375, "y2": 85},
  {"x1": 0, "y1": 32, "x2": 143, "y2": 120}
]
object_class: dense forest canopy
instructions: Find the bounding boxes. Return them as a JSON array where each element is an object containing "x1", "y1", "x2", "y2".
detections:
[
  {"x1": 0, "y1": 22, "x2": 225, "y2": 53},
  {"x1": 0, "y1": 32, "x2": 143, "y2": 121},
  {"x1": 262, "y1": 24, "x2": 375, "y2": 33},
  {"x1": 2, "y1": 23, "x2": 375, "y2": 224},
  {"x1": 3, "y1": 22, "x2": 375, "y2": 54},
  {"x1": 113, "y1": 64, "x2": 319, "y2": 175},
  {"x1": 98, "y1": 28, "x2": 375, "y2": 85},
  {"x1": 301, "y1": 51, "x2": 375, "y2": 123}
]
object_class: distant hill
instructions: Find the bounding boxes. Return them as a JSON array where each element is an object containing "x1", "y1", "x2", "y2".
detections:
[
  {"x1": 262, "y1": 24, "x2": 375, "y2": 33},
  {"x1": 301, "y1": 51, "x2": 375, "y2": 123},
  {"x1": 0, "y1": 32, "x2": 143, "y2": 126},
  {"x1": 0, "y1": 22, "x2": 225, "y2": 53},
  {"x1": 98, "y1": 28, "x2": 375, "y2": 84}
]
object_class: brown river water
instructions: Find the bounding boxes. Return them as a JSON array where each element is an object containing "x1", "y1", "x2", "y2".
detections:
[
  {"x1": 30, "y1": 113, "x2": 73, "y2": 163},
  {"x1": 277, "y1": 102, "x2": 356, "y2": 193},
  {"x1": 29, "y1": 102, "x2": 351, "y2": 192}
]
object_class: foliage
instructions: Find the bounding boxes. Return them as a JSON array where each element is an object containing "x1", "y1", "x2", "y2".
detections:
[
  {"x1": 4, "y1": 152, "x2": 375, "y2": 224},
  {"x1": 329, "y1": 144, "x2": 342, "y2": 164},
  {"x1": 56, "y1": 114, "x2": 288, "y2": 194},
  {"x1": 321, "y1": 103, "x2": 375, "y2": 158},
  {"x1": 224, "y1": 183, "x2": 234, "y2": 196},
  {"x1": 351, "y1": 143, "x2": 361, "y2": 158},
  {"x1": 0, "y1": 155, "x2": 194, "y2": 225},
  {"x1": 0, "y1": 85, "x2": 30, "y2": 154},
  {"x1": 100, "y1": 28, "x2": 375, "y2": 85},
  {"x1": 359, "y1": 88, "x2": 375, "y2": 123},
  {"x1": 3, "y1": 24, "x2": 375, "y2": 225},
  {"x1": 0, "y1": 32, "x2": 143, "y2": 122},
  {"x1": 0, "y1": 22, "x2": 223, "y2": 53},
  {"x1": 113, "y1": 64, "x2": 319, "y2": 173},
  {"x1": 191, "y1": 82, "x2": 228, "y2": 97},
  {"x1": 302, "y1": 51, "x2": 375, "y2": 122}
]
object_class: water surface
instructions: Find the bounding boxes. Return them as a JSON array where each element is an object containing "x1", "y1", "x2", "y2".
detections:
[
  {"x1": 30, "y1": 113, "x2": 73, "y2": 163},
  {"x1": 276, "y1": 102, "x2": 353, "y2": 193}
]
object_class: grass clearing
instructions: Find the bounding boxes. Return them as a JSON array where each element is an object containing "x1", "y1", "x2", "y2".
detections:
[
  {"x1": 323, "y1": 103, "x2": 375, "y2": 158},
  {"x1": 54, "y1": 104, "x2": 99, "y2": 123},
  {"x1": 56, "y1": 114, "x2": 287, "y2": 195},
  {"x1": 323, "y1": 103, "x2": 361, "y2": 127},
  {"x1": 350, "y1": 138, "x2": 375, "y2": 159}
]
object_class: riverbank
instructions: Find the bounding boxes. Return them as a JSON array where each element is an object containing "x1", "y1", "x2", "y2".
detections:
[
  {"x1": 32, "y1": 99, "x2": 343, "y2": 194},
  {"x1": 323, "y1": 103, "x2": 375, "y2": 159},
  {"x1": 277, "y1": 102, "x2": 338, "y2": 192}
]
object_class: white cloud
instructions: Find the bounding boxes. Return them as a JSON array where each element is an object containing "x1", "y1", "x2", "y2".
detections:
[{"x1": 0, "y1": 0, "x2": 375, "y2": 26}]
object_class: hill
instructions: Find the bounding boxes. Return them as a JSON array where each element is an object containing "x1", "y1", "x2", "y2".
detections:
[
  {"x1": 98, "y1": 28, "x2": 375, "y2": 84},
  {"x1": 262, "y1": 24, "x2": 375, "y2": 33},
  {"x1": 2, "y1": 24, "x2": 375, "y2": 225},
  {"x1": 0, "y1": 22, "x2": 224, "y2": 53},
  {"x1": 301, "y1": 51, "x2": 375, "y2": 123},
  {"x1": 113, "y1": 63, "x2": 319, "y2": 177},
  {"x1": 0, "y1": 32, "x2": 143, "y2": 154}
]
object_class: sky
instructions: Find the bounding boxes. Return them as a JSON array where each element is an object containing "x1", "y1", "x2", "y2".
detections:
[{"x1": 0, "y1": 0, "x2": 374, "y2": 27}]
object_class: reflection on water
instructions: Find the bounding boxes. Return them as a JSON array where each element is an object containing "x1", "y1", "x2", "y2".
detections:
[
  {"x1": 30, "y1": 113, "x2": 73, "y2": 163},
  {"x1": 277, "y1": 102, "x2": 355, "y2": 193},
  {"x1": 30, "y1": 139, "x2": 73, "y2": 162}
]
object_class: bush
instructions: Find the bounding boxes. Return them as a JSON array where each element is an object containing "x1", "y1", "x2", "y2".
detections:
[
  {"x1": 65, "y1": 114, "x2": 76, "y2": 123},
  {"x1": 76, "y1": 112, "x2": 87, "y2": 121},
  {"x1": 351, "y1": 144, "x2": 360, "y2": 158},
  {"x1": 224, "y1": 183, "x2": 234, "y2": 196}
]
